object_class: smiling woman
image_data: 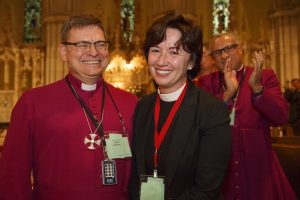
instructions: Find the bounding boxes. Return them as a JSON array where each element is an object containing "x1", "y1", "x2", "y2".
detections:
[
  {"x1": 129, "y1": 11, "x2": 231, "y2": 200},
  {"x1": 147, "y1": 28, "x2": 193, "y2": 94}
]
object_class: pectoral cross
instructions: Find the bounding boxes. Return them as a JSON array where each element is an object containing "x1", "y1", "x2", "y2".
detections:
[{"x1": 84, "y1": 133, "x2": 101, "y2": 150}]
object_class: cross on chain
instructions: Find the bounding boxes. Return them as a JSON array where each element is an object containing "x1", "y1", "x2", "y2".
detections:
[{"x1": 84, "y1": 133, "x2": 101, "y2": 150}]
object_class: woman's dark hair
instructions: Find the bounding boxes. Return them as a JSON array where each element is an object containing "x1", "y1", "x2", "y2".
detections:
[{"x1": 144, "y1": 11, "x2": 203, "y2": 79}]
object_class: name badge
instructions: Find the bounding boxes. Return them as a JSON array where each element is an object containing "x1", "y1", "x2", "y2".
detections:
[
  {"x1": 102, "y1": 159, "x2": 117, "y2": 185},
  {"x1": 140, "y1": 176, "x2": 165, "y2": 200},
  {"x1": 230, "y1": 108, "x2": 235, "y2": 126},
  {"x1": 105, "y1": 133, "x2": 132, "y2": 159}
]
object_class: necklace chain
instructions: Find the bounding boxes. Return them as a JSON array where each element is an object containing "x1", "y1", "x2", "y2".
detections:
[{"x1": 83, "y1": 108, "x2": 104, "y2": 134}]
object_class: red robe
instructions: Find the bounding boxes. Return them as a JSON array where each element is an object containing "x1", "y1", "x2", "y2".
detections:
[
  {"x1": 0, "y1": 74, "x2": 137, "y2": 200},
  {"x1": 198, "y1": 66, "x2": 297, "y2": 200}
]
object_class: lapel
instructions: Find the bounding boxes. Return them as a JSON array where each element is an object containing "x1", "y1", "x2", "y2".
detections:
[
  {"x1": 164, "y1": 83, "x2": 198, "y2": 190},
  {"x1": 135, "y1": 93, "x2": 156, "y2": 175}
]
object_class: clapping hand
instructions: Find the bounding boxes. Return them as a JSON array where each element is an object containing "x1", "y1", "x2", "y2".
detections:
[
  {"x1": 223, "y1": 58, "x2": 239, "y2": 102},
  {"x1": 249, "y1": 51, "x2": 263, "y2": 93}
]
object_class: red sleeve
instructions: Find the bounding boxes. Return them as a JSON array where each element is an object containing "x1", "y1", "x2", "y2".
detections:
[
  {"x1": 0, "y1": 92, "x2": 33, "y2": 200},
  {"x1": 198, "y1": 75, "x2": 224, "y2": 101},
  {"x1": 252, "y1": 69, "x2": 289, "y2": 126}
]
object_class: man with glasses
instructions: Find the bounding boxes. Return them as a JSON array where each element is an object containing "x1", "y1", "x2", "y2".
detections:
[
  {"x1": 198, "y1": 33, "x2": 296, "y2": 200},
  {"x1": 0, "y1": 15, "x2": 137, "y2": 200}
]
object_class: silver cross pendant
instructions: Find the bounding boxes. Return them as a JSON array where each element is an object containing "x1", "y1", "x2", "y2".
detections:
[{"x1": 84, "y1": 133, "x2": 101, "y2": 150}]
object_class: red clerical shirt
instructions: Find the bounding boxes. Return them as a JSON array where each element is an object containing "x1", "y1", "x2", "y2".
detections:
[{"x1": 0, "y1": 74, "x2": 137, "y2": 200}]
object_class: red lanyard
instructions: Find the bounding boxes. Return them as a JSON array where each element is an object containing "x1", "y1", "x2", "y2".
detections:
[{"x1": 153, "y1": 82, "x2": 188, "y2": 170}]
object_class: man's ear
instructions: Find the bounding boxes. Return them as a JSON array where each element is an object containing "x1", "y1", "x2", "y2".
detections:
[{"x1": 59, "y1": 44, "x2": 67, "y2": 62}]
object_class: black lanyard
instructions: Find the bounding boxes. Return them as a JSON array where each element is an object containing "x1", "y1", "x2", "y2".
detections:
[
  {"x1": 65, "y1": 77, "x2": 106, "y2": 139},
  {"x1": 65, "y1": 76, "x2": 127, "y2": 134},
  {"x1": 105, "y1": 83, "x2": 127, "y2": 133}
]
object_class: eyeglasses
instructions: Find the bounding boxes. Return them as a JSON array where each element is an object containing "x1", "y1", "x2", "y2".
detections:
[
  {"x1": 63, "y1": 41, "x2": 110, "y2": 52},
  {"x1": 211, "y1": 44, "x2": 238, "y2": 57}
]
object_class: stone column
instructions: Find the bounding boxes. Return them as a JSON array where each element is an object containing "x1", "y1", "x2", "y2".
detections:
[
  {"x1": 42, "y1": 0, "x2": 79, "y2": 84},
  {"x1": 269, "y1": 5, "x2": 300, "y2": 88}
]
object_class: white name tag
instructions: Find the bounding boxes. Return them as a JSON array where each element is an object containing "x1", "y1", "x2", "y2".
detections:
[
  {"x1": 105, "y1": 133, "x2": 132, "y2": 159},
  {"x1": 230, "y1": 108, "x2": 235, "y2": 126},
  {"x1": 140, "y1": 177, "x2": 165, "y2": 200}
]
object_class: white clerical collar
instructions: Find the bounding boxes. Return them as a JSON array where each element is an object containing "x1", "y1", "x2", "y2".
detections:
[
  {"x1": 81, "y1": 82, "x2": 97, "y2": 91},
  {"x1": 158, "y1": 82, "x2": 186, "y2": 102}
]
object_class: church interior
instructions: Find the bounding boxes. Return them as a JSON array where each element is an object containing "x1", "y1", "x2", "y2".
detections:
[{"x1": 0, "y1": 0, "x2": 300, "y2": 197}]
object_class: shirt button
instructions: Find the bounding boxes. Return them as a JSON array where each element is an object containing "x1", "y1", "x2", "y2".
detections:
[
  {"x1": 235, "y1": 160, "x2": 239, "y2": 164},
  {"x1": 235, "y1": 172, "x2": 239, "y2": 176},
  {"x1": 235, "y1": 185, "x2": 240, "y2": 189}
]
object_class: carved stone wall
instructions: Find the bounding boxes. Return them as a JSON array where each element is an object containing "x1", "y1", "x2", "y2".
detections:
[
  {"x1": 269, "y1": 1, "x2": 300, "y2": 89},
  {"x1": 0, "y1": 6, "x2": 44, "y2": 123},
  {"x1": 0, "y1": 46, "x2": 44, "y2": 123},
  {"x1": 42, "y1": 0, "x2": 81, "y2": 84},
  {"x1": 1, "y1": 0, "x2": 300, "y2": 108}
]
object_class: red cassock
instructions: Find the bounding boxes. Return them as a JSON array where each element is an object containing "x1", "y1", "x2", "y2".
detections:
[
  {"x1": 198, "y1": 66, "x2": 297, "y2": 200},
  {"x1": 0, "y1": 74, "x2": 137, "y2": 200}
]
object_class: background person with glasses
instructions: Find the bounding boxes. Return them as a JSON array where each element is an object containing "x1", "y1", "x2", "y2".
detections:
[
  {"x1": 198, "y1": 32, "x2": 296, "y2": 200},
  {"x1": 0, "y1": 15, "x2": 137, "y2": 200}
]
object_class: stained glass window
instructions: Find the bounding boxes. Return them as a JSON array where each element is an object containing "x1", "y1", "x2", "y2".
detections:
[
  {"x1": 213, "y1": 0, "x2": 230, "y2": 35},
  {"x1": 24, "y1": 0, "x2": 42, "y2": 42},
  {"x1": 120, "y1": 0, "x2": 134, "y2": 45}
]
